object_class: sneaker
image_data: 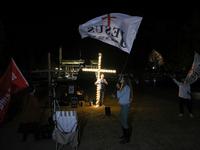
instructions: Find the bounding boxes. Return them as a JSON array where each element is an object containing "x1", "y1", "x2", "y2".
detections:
[
  {"x1": 190, "y1": 113, "x2": 193, "y2": 118},
  {"x1": 178, "y1": 114, "x2": 184, "y2": 117}
]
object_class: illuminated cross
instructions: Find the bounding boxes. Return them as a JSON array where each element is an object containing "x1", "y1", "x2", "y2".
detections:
[
  {"x1": 82, "y1": 53, "x2": 116, "y2": 106},
  {"x1": 102, "y1": 14, "x2": 116, "y2": 26}
]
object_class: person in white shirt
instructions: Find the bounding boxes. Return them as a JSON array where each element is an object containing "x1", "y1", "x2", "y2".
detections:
[
  {"x1": 94, "y1": 74, "x2": 108, "y2": 106},
  {"x1": 170, "y1": 76, "x2": 193, "y2": 118},
  {"x1": 111, "y1": 75, "x2": 131, "y2": 144}
]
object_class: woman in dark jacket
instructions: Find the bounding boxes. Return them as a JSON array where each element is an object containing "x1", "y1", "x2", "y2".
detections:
[{"x1": 18, "y1": 85, "x2": 40, "y2": 142}]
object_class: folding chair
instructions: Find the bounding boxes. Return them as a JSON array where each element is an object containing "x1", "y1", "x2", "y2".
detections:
[{"x1": 52, "y1": 110, "x2": 79, "y2": 150}]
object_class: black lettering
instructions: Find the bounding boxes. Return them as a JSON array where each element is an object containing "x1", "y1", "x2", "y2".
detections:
[
  {"x1": 89, "y1": 35, "x2": 96, "y2": 39},
  {"x1": 120, "y1": 30, "x2": 126, "y2": 48},
  {"x1": 111, "y1": 27, "x2": 120, "y2": 37},
  {"x1": 105, "y1": 26, "x2": 111, "y2": 35},
  {"x1": 96, "y1": 25, "x2": 103, "y2": 33},
  {"x1": 105, "y1": 36, "x2": 109, "y2": 40},
  {"x1": 88, "y1": 27, "x2": 94, "y2": 33}
]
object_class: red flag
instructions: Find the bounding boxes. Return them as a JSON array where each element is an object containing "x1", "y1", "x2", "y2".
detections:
[{"x1": 0, "y1": 58, "x2": 29, "y2": 122}]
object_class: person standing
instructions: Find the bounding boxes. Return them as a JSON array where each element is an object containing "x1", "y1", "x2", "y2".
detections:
[
  {"x1": 111, "y1": 75, "x2": 131, "y2": 144},
  {"x1": 170, "y1": 76, "x2": 193, "y2": 118},
  {"x1": 51, "y1": 79, "x2": 57, "y2": 98},
  {"x1": 94, "y1": 74, "x2": 108, "y2": 106},
  {"x1": 18, "y1": 85, "x2": 40, "y2": 142}
]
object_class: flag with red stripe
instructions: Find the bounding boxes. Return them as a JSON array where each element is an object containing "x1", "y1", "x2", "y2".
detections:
[
  {"x1": 79, "y1": 13, "x2": 142, "y2": 53},
  {"x1": 185, "y1": 52, "x2": 200, "y2": 85}
]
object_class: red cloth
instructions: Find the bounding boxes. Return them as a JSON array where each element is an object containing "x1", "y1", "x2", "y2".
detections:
[{"x1": 0, "y1": 59, "x2": 29, "y2": 122}]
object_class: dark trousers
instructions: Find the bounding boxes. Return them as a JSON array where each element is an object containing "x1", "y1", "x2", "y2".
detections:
[
  {"x1": 120, "y1": 104, "x2": 130, "y2": 129},
  {"x1": 179, "y1": 97, "x2": 192, "y2": 114},
  {"x1": 99, "y1": 90, "x2": 105, "y2": 106}
]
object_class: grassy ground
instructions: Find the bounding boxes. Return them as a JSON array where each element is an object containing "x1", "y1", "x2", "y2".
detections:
[{"x1": 1, "y1": 81, "x2": 200, "y2": 150}]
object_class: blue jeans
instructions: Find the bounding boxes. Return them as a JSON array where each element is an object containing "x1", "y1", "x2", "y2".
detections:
[{"x1": 120, "y1": 104, "x2": 130, "y2": 129}]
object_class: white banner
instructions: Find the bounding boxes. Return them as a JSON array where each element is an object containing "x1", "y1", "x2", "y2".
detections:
[
  {"x1": 184, "y1": 52, "x2": 200, "y2": 85},
  {"x1": 79, "y1": 13, "x2": 142, "y2": 53}
]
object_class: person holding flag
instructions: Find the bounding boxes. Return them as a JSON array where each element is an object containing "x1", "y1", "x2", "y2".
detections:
[
  {"x1": 111, "y1": 75, "x2": 131, "y2": 144},
  {"x1": 79, "y1": 13, "x2": 142, "y2": 144},
  {"x1": 171, "y1": 51, "x2": 200, "y2": 118},
  {"x1": 170, "y1": 76, "x2": 193, "y2": 118}
]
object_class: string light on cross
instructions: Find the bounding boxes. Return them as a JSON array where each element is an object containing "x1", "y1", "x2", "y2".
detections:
[{"x1": 82, "y1": 53, "x2": 116, "y2": 106}]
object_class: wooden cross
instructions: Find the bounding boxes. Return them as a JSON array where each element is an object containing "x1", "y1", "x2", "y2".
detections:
[{"x1": 82, "y1": 53, "x2": 116, "y2": 106}]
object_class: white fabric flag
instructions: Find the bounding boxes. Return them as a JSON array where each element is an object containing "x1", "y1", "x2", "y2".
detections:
[
  {"x1": 79, "y1": 13, "x2": 143, "y2": 53},
  {"x1": 184, "y1": 52, "x2": 200, "y2": 85}
]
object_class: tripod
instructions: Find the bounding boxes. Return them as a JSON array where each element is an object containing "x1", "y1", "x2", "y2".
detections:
[
  {"x1": 49, "y1": 87, "x2": 61, "y2": 135},
  {"x1": 39, "y1": 86, "x2": 60, "y2": 126},
  {"x1": 51, "y1": 86, "x2": 61, "y2": 113},
  {"x1": 50, "y1": 86, "x2": 61, "y2": 113}
]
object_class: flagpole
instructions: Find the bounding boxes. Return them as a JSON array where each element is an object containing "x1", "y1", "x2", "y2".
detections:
[
  {"x1": 119, "y1": 53, "x2": 130, "y2": 77},
  {"x1": 111, "y1": 53, "x2": 130, "y2": 98}
]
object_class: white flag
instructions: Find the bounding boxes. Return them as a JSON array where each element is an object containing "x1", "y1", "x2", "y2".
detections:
[
  {"x1": 79, "y1": 13, "x2": 142, "y2": 53},
  {"x1": 184, "y1": 52, "x2": 200, "y2": 85}
]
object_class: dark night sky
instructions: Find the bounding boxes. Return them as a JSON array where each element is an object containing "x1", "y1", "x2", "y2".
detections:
[{"x1": 0, "y1": 2, "x2": 200, "y2": 73}]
